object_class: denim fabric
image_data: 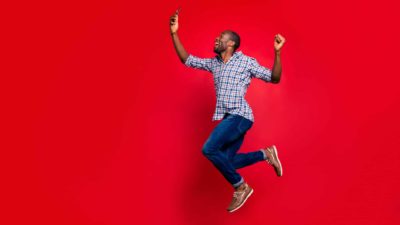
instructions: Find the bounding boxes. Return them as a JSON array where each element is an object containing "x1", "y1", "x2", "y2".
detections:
[{"x1": 202, "y1": 113, "x2": 265, "y2": 187}]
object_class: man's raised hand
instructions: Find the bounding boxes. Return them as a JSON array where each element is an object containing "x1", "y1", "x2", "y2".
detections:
[
  {"x1": 170, "y1": 7, "x2": 181, "y2": 34},
  {"x1": 274, "y1": 34, "x2": 286, "y2": 53}
]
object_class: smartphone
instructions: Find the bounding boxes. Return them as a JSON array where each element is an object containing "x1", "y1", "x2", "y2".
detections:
[{"x1": 176, "y1": 6, "x2": 181, "y2": 15}]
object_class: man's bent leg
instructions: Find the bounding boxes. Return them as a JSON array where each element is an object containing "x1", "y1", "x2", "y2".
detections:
[
  {"x1": 219, "y1": 116, "x2": 265, "y2": 169},
  {"x1": 202, "y1": 114, "x2": 248, "y2": 187}
]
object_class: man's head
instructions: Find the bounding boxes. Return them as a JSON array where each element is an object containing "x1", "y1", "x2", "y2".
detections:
[{"x1": 214, "y1": 30, "x2": 241, "y2": 54}]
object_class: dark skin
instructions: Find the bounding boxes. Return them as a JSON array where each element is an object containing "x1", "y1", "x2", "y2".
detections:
[{"x1": 170, "y1": 9, "x2": 286, "y2": 83}]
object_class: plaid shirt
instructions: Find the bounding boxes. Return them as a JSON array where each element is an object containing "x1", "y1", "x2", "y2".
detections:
[{"x1": 185, "y1": 51, "x2": 272, "y2": 122}]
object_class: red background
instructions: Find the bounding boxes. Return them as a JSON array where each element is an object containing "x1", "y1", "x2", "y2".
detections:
[{"x1": 2, "y1": 0, "x2": 400, "y2": 224}]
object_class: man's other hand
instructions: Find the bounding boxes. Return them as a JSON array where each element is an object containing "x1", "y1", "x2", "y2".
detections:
[{"x1": 274, "y1": 34, "x2": 286, "y2": 52}]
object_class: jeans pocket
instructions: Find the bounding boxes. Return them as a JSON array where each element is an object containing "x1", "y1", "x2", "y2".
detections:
[{"x1": 237, "y1": 117, "x2": 253, "y2": 133}]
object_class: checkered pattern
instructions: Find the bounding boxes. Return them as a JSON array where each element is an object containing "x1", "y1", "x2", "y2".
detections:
[{"x1": 185, "y1": 51, "x2": 272, "y2": 122}]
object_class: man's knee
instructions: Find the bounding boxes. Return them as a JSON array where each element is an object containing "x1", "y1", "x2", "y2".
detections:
[{"x1": 202, "y1": 142, "x2": 215, "y2": 157}]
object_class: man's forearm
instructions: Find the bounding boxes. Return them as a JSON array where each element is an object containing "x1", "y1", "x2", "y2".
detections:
[
  {"x1": 171, "y1": 32, "x2": 189, "y2": 64},
  {"x1": 271, "y1": 51, "x2": 282, "y2": 83}
]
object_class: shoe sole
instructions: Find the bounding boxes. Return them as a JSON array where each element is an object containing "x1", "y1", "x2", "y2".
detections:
[
  {"x1": 271, "y1": 145, "x2": 283, "y2": 176},
  {"x1": 227, "y1": 188, "x2": 254, "y2": 213}
]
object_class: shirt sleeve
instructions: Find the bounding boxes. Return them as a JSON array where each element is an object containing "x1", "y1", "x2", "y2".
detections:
[
  {"x1": 184, "y1": 54, "x2": 213, "y2": 72},
  {"x1": 248, "y1": 57, "x2": 272, "y2": 82}
]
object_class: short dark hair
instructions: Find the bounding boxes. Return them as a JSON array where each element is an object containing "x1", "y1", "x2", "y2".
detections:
[{"x1": 224, "y1": 30, "x2": 241, "y2": 51}]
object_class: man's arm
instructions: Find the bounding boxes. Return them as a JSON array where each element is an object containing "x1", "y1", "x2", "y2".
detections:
[
  {"x1": 249, "y1": 58, "x2": 272, "y2": 82},
  {"x1": 271, "y1": 34, "x2": 286, "y2": 84},
  {"x1": 170, "y1": 9, "x2": 188, "y2": 64}
]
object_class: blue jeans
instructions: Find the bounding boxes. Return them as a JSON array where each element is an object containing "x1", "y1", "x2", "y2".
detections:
[{"x1": 202, "y1": 113, "x2": 266, "y2": 188}]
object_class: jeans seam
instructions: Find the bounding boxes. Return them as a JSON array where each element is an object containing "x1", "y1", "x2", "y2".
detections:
[
  {"x1": 233, "y1": 177, "x2": 244, "y2": 188},
  {"x1": 237, "y1": 117, "x2": 252, "y2": 134}
]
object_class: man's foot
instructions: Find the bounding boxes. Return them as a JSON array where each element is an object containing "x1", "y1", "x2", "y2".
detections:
[
  {"x1": 264, "y1": 145, "x2": 283, "y2": 177},
  {"x1": 227, "y1": 183, "x2": 254, "y2": 213}
]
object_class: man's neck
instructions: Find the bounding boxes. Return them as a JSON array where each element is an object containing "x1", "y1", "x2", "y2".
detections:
[{"x1": 219, "y1": 51, "x2": 234, "y2": 63}]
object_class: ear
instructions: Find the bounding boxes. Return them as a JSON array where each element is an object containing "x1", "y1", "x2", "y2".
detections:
[{"x1": 227, "y1": 40, "x2": 235, "y2": 48}]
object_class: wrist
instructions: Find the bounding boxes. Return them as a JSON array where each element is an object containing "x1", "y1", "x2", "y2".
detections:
[
  {"x1": 171, "y1": 31, "x2": 178, "y2": 35},
  {"x1": 274, "y1": 50, "x2": 281, "y2": 55}
]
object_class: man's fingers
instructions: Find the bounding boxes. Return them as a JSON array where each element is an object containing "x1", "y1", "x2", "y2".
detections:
[
  {"x1": 170, "y1": 15, "x2": 178, "y2": 23},
  {"x1": 170, "y1": 15, "x2": 178, "y2": 21},
  {"x1": 278, "y1": 34, "x2": 286, "y2": 41},
  {"x1": 275, "y1": 34, "x2": 286, "y2": 44}
]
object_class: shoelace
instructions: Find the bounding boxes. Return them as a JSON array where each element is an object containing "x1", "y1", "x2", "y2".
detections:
[
  {"x1": 265, "y1": 148, "x2": 273, "y2": 165},
  {"x1": 233, "y1": 190, "x2": 244, "y2": 198}
]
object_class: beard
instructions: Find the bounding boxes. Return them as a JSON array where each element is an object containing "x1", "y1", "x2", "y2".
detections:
[{"x1": 214, "y1": 45, "x2": 223, "y2": 54}]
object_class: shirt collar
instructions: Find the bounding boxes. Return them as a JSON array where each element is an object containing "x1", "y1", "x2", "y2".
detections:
[{"x1": 216, "y1": 51, "x2": 243, "y2": 63}]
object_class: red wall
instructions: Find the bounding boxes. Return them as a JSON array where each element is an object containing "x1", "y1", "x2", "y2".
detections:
[{"x1": 2, "y1": 0, "x2": 400, "y2": 224}]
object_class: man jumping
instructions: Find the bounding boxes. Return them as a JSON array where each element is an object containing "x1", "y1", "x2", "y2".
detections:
[{"x1": 170, "y1": 8, "x2": 286, "y2": 213}]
